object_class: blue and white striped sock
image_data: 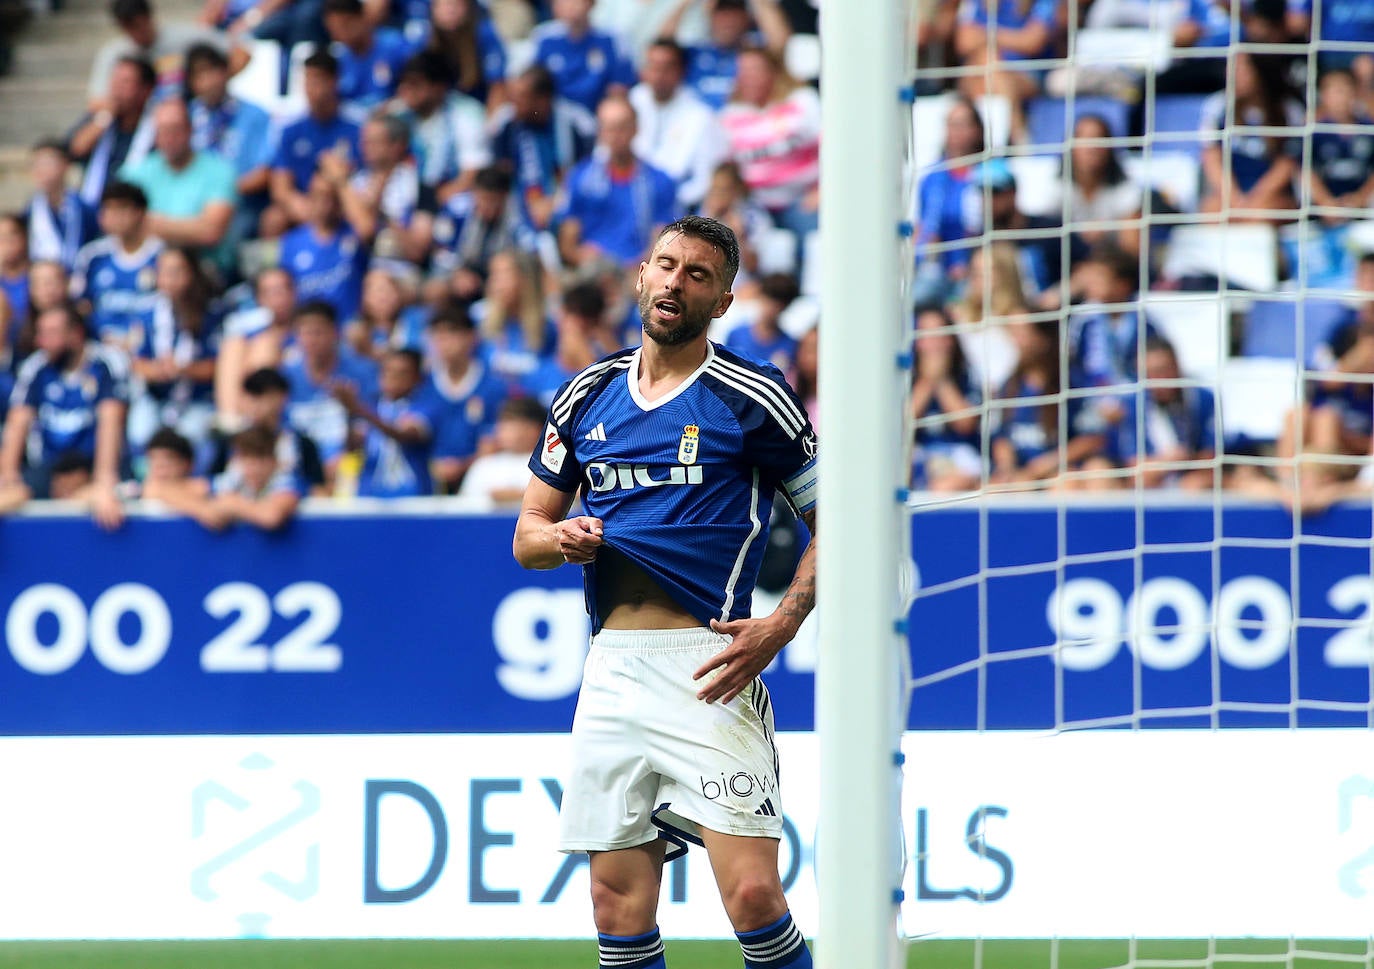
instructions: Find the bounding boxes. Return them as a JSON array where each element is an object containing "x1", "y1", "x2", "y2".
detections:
[
  {"x1": 736, "y1": 912, "x2": 812, "y2": 968},
  {"x1": 598, "y1": 927, "x2": 667, "y2": 969}
]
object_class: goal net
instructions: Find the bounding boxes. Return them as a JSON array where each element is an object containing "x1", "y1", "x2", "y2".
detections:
[{"x1": 819, "y1": 0, "x2": 1374, "y2": 964}]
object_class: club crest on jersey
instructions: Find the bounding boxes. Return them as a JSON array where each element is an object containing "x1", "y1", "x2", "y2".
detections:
[
  {"x1": 541, "y1": 423, "x2": 567, "y2": 474},
  {"x1": 678, "y1": 424, "x2": 700, "y2": 465}
]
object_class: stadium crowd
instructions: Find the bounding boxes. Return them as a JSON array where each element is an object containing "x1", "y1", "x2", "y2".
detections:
[{"x1": 0, "y1": 0, "x2": 1372, "y2": 529}]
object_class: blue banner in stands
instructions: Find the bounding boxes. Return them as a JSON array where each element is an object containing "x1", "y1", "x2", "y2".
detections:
[{"x1": 0, "y1": 502, "x2": 1370, "y2": 735}]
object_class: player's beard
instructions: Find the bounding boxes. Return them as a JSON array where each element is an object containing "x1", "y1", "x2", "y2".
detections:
[{"x1": 639, "y1": 288, "x2": 712, "y2": 347}]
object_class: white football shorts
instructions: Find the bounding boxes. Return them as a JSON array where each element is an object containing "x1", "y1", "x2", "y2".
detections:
[{"x1": 558, "y1": 627, "x2": 784, "y2": 859}]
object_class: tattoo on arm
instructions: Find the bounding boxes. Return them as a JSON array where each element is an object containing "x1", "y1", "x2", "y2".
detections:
[{"x1": 778, "y1": 509, "x2": 817, "y2": 626}]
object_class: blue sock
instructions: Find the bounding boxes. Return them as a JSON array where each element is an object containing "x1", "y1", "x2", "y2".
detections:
[
  {"x1": 736, "y1": 912, "x2": 812, "y2": 968},
  {"x1": 598, "y1": 927, "x2": 667, "y2": 968}
]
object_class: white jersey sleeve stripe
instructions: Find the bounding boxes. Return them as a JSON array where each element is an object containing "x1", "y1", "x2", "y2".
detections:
[
  {"x1": 709, "y1": 358, "x2": 806, "y2": 435},
  {"x1": 711, "y1": 356, "x2": 808, "y2": 429},
  {"x1": 551, "y1": 354, "x2": 634, "y2": 425},
  {"x1": 708, "y1": 365, "x2": 804, "y2": 438}
]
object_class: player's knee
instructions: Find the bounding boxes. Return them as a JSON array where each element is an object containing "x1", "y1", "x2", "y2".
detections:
[
  {"x1": 589, "y1": 875, "x2": 656, "y2": 935},
  {"x1": 720, "y1": 874, "x2": 787, "y2": 931}
]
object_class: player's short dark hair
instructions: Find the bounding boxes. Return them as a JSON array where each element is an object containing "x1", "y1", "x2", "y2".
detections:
[
  {"x1": 760, "y1": 272, "x2": 800, "y2": 306},
  {"x1": 146, "y1": 427, "x2": 194, "y2": 463},
  {"x1": 520, "y1": 64, "x2": 556, "y2": 99},
  {"x1": 293, "y1": 299, "x2": 339, "y2": 327},
  {"x1": 428, "y1": 300, "x2": 476, "y2": 332},
  {"x1": 232, "y1": 424, "x2": 279, "y2": 459},
  {"x1": 655, "y1": 215, "x2": 740, "y2": 288},
  {"x1": 115, "y1": 55, "x2": 157, "y2": 89},
  {"x1": 185, "y1": 41, "x2": 229, "y2": 74},
  {"x1": 500, "y1": 396, "x2": 546, "y2": 425},
  {"x1": 243, "y1": 367, "x2": 290, "y2": 397},
  {"x1": 473, "y1": 166, "x2": 513, "y2": 194},
  {"x1": 110, "y1": 0, "x2": 151, "y2": 23},
  {"x1": 322, "y1": 0, "x2": 364, "y2": 17},
  {"x1": 386, "y1": 347, "x2": 424, "y2": 374},
  {"x1": 101, "y1": 179, "x2": 149, "y2": 211},
  {"x1": 31, "y1": 137, "x2": 69, "y2": 159},
  {"x1": 646, "y1": 37, "x2": 687, "y2": 70},
  {"x1": 561, "y1": 281, "x2": 606, "y2": 319},
  {"x1": 303, "y1": 49, "x2": 341, "y2": 78},
  {"x1": 400, "y1": 49, "x2": 454, "y2": 87}
]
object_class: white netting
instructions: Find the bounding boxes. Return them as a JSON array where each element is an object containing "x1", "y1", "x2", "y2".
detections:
[{"x1": 899, "y1": 0, "x2": 1374, "y2": 960}]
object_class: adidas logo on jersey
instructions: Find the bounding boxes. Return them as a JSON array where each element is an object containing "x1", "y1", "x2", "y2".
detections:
[
  {"x1": 584, "y1": 423, "x2": 607, "y2": 441},
  {"x1": 585, "y1": 462, "x2": 703, "y2": 492}
]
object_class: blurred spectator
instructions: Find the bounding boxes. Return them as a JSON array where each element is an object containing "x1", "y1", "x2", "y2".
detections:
[
  {"x1": 0, "y1": 304, "x2": 128, "y2": 527},
  {"x1": 478, "y1": 247, "x2": 552, "y2": 390},
  {"x1": 71, "y1": 180, "x2": 163, "y2": 355},
  {"x1": 1154, "y1": 0, "x2": 1231, "y2": 95},
  {"x1": 392, "y1": 50, "x2": 492, "y2": 203},
  {"x1": 346, "y1": 266, "x2": 426, "y2": 358},
  {"x1": 424, "y1": 302, "x2": 507, "y2": 492},
  {"x1": 521, "y1": 280, "x2": 612, "y2": 402},
  {"x1": 129, "y1": 246, "x2": 222, "y2": 452},
  {"x1": 669, "y1": 0, "x2": 792, "y2": 112},
  {"x1": 423, "y1": 165, "x2": 533, "y2": 303},
  {"x1": 1044, "y1": 115, "x2": 1145, "y2": 263},
  {"x1": 336, "y1": 346, "x2": 436, "y2": 496},
  {"x1": 185, "y1": 43, "x2": 273, "y2": 246},
  {"x1": 629, "y1": 38, "x2": 727, "y2": 210},
  {"x1": 913, "y1": 0, "x2": 963, "y2": 94},
  {"x1": 28, "y1": 260, "x2": 71, "y2": 334},
  {"x1": 1308, "y1": 68, "x2": 1374, "y2": 224},
  {"x1": 910, "y1": 309, "x2": 982, "y2": 492},
  {"x1": 724, "y1": 270, "x2": 797, "y2": 373},
  {"x1": 68, "y1": 56, "x2": 157, "y2": 207},
  {"x1": 555, "y1": 96, "x2": 681, "y2": 271},
  {"x1": 530, "y1": 0, "x2": 636, "y2": 113},
  {"x1": 1069, "y1": 242, "x2": 1158, "y2": 385},
  {"x1": 24, "y1": 140, "x2": 100, "y2": 272},
  {"x1": 954, "y1": 0, "x2": 1059, "y2": 145},
  {"x1": 1200, "y1": 51, "x2": 1302, "y2": 221},
  {"x1": 89, "y1": 0, "x2": 247, "y2": 104},
  {"x1": 119, "y1": 98, "x2": 238, "y2": 266},
  {"x1": 216, "y1": 267, "x2": 296, "y2": 420},
  {"x1": 0, "y1": 215, "x2": 29, "y2": 364},
  {"x1": 457, "y1": 394, "x2": 544, "y2": 507},
  {"x1": 322, "y1": 0, "x2": 415, "y2": 111},
  {"x1": 592, "y1": 0, "x2": 711, "y2": 60},
  {"x1": 333, "y1": 111, "x2": 421, "y2": 263},
  {"x1": 695, "y1": 160, "x2": 768, "y2": 292},
  {"x1": 210, "y1": 366, "x2": 327, "y2": 493},
  {"x1": 279, "y1": 171, "x2": 371, "y2": 324},
  {"x1": 210, "y1": 423, "x2": 302, "y2": 528},
  {"x1": 422, "y1": 0, "x2": 508, "y2": 111},
  {"x1": 972, "y1": 159, "x2": 1061, "y2": 307},
  {"x1": 1111, "y1": 336, "x2": 1216, "y2": 490},
  {"x1": 719, "y1": 45, "x2": 819, "y2": 238},
  {"x1": 489, "y1": 64, "x2": 598, "y2": 230},
  {"x1": 138, "y1": 426, "x2": 228, "y2": 529},
  {"x1": 952, "y1": 241, "x2": 1030, "y2": 332},
  {"x1": 1287, "y1": 0, "x2": 1374, "y2": 73},
  {"x1": 990, "y1": 319, "x2": 1108, "y2": 488},
  {"x1": 792, "y1": 323, "x2": 816, "y2": 428},
  {"x1": 281, "y1": 299, "x2": 379, "y2": 478},
  {"x1": 264, "y1": 49, "x2": 362, "y2": 235},
  {"x1": 913, "y1": 96, "x2": 984, "y2": 308}
]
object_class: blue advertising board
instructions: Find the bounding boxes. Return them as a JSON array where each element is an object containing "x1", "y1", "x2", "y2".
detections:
[{"x1": 1, "y1": 501, "x2": 1370, "y2": 735}]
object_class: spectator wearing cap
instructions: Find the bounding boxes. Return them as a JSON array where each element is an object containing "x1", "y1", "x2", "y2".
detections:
[
  {"x1": 423, "y1": 301, "x2": 507, "y2": 493},
  {"x1": 555, "y1": 96, "x2": 681, "y2": 271},
  {"x1": 323, "y1": 0, "x2": 417, "y2": 112},
  {"x1": 89, "y1": 0, "x2": 247, "y2": 105},
  {"x1": 629, "y1": 38, "x2": 728, "y2": 210},
  {"x1": 23, "y1": 140, "x2": 100, "y2": 272},
  {"x1": 666, "y1": 0, "x2": 792, "y2": 112},
  {"x1": 488, "y1": 65, "x2": 597, "y2": 230},
  {"x1": 265, "y1": 49, "x2": 363, "y2": 236},
  {"x1": 976, "y1": 158, "x2": 1063, "y2": 308},
  {"x1": 391, "y1": 50, "x2": 491, "y2": 203},
  {"x1": 67, "y1": 55, "x2": 158, "y2": 207},
  {"x1": 529, "y1": 0, "x2": 636, "y2": 114}
]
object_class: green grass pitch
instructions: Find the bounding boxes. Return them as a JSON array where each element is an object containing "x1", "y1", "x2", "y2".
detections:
[{"x1": 0, "y1": 939, "x2": 1367, "y2": 968}]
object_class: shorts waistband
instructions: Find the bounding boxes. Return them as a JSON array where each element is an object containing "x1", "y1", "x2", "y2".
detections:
[{"x1": 591, "y1": 626, "x2": 726, "y2": 651}]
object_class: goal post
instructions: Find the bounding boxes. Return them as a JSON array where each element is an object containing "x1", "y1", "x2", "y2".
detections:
[{"x1": 815, "y1": 2, "x2": 909, "y2": 968}]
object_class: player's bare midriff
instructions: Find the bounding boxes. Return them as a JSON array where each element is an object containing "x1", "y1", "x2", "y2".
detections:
[{"x1": 597, "y1": 547, "x2": 701, "y2": 630}]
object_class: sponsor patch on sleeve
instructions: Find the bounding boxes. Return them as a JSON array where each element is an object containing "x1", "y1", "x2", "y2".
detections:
[{"x1": 541, "y1": 423, "x2": 567, "y2": 474}]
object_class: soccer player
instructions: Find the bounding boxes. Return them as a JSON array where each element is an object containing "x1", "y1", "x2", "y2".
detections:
[{"x1": 513, "y1": 215, "x2": 817, "y2": 969}]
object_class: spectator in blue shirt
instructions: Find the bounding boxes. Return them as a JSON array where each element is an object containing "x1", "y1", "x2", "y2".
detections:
[
  {"x1": 280, "y1": 171, "x2": 372, "y2": 324},
  {"x1": 1309, "y1": 68, "x2": 1374, "y2": 222},
  {"x1": 913, "y1": 96, "x2": 985, "y2": 308},
  {"x1": 337, "y1": 346, "x2": 437, "y2": 496},
  {"x1": 391, "y1": 49, "x2": 492, "y2": 202},
  {"x1": 323, "y1": 0, "x2": 417, "y2": 111},
  {"x1": 669, "y1": 0, "x2": 792, "y2": 111},
  {"x1": 1069, "y1": 242, "x2": 1159, "y2": 387},
  {"x1": 71, "y1": 180, "x2": 164, "y2": 355},
  {"x1": 421, "y1": 0, "x2": 508, "y2": 110},
  {"x1": 1112, "y1": 337, "x2": 1217, "y2": 490},
  {"x1": 1200, "y1": 51, "x2": 1302, "y2": 220},
  {"x1": 724, "y1": 271, "x2": 799, "y2": 374},
  {"x1": 24, "y1": 140, "x2": 100, "y2": 273},
  {"x1": 530, "y1": 0, "x2": 636, "y2": 113},
  {"x1": 265, "y1": 49, "x2": 363, "y2": 236},
  {"x1": 955, "y1": 0, "x2": 1060, "y2": 144},
  {"x1": 477, "y1": 247, "x2": 554, "y2": 393},
  {"x1": 0, "y1": 304, "x2": 129, "y2": 526},
  {"x1": 0, "y1": 215, "x2": 29, "y2": 372},
  {"x1": 489, "y1": 65, "x2": 598, "y2": 230},
  {"x1": 555, "y1": 96, "x2": 682, "y2": 271},
  {"x1": 423, "y1": 165, "x2": 536, "y2": 303},
  {"x1": 424, "y1": 301, "x2": 507, "y2": 492},
  {"x1": 1287, "y1": 0, "x2": 1374, "y2": 70}
]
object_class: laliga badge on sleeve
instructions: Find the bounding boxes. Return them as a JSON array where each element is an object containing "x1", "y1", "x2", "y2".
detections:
[
  {"x1": 541, "y1": 423, "x2": 567, "y2": 474},
  {"x1": 678, "y1": 424, "x2": 700, "y2": 465}
]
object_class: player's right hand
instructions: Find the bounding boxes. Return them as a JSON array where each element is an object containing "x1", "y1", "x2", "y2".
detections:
[{"x1": 556, "y1": 516, "x2": 604, "y2": 565}]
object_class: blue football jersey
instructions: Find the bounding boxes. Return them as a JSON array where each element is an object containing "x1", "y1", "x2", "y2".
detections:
[
  {"x1": 528, "y1": 343, "x2": 818, "y2": 632},
  {"x1": 71, "y1": 236, "x2": 163, "y2": 351},
  {"x1": 11, "y1": 342, "x2": 130, "y2": 463}
]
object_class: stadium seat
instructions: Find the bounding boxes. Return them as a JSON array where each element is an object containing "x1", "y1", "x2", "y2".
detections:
[
  {"x1": 1025, "y1": 96, "x2": 1131, "y2": 152},
  {"x1": 1142, "y1": 293, "x2": 1229, "y2": 378},
  {"x1": 227, "y1": 39, "x2": 283, "y2": 111},
  {"x1": 1008, "y1": 154, "x2": 1061, "y2": 218},
  {"x1": 1147, "y1": 94, "x2": 1214, "y2": 158},
  {"x1": 755, "y1": 225, "x2": 799, "y2": 276},
  {"x1": 958, "y1": 323, "x2": 1017, "y2": 393},
  {"x1": 1241, "y1": 297, "x2": 1352, "y2": 363},
  {"x1": 1123, "y1": 151, "x2": 1200, "y2": 212},
  {"x1": 1162, "y1": 223, "x2": 1279, "y2": 293},
  {"x1": 1219, "y1": 357, "x2": 1300, "y2": 442},
  {"x1": 784, "y1": 33, "x2": 821, "y2": 83}
]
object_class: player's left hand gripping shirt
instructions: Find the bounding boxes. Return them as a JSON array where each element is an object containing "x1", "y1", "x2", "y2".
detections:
[{"x1": 528, "y1": 342, "x2": 818, "y2": 632}]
